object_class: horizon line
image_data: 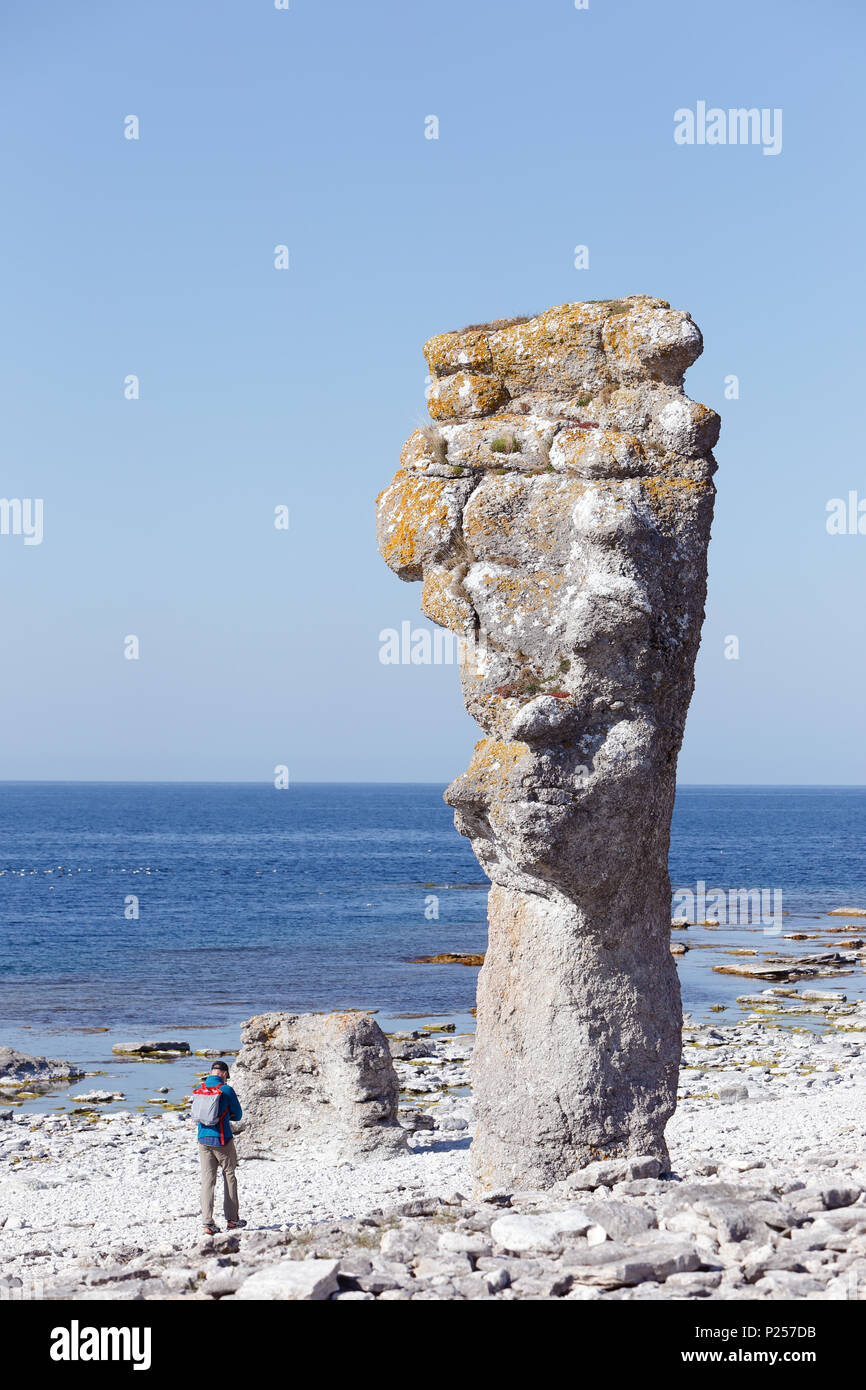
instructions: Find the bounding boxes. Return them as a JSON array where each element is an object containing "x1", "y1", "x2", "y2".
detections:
[{"x1": 0, "y1": 779, "x2": 864, "y2": 789}]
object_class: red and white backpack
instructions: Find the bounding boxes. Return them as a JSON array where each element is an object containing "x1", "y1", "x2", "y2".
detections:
[{"x1": 190, "y1": 1082, "x2": 225, "y2": 1127}]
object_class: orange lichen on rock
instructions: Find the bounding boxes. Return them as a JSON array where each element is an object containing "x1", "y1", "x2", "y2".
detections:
[
  {"x1": 427, "y1": 372, "x2": 508, "y2": 421},
  {"x1": 422, "y1": 295, "x2": 704, "y2": 407},
  {"x1": 376, "y1": 470, "x2": 467, "y2": 580},
  {"x1": 420, "y1": 565, "x2": 473, "y2": 634},
  {"x1": 639, "y1": 476, "x2": 713, "y2": 522},
  {"x1": 454, "y1": 737, "x2": 532, "y2": 816},
  {"x1": 600, "y1": 301, "x2": 704, "y2": 385},
  {"x1": 425, "y1": 300, "x2": 626, "y2": 397}
]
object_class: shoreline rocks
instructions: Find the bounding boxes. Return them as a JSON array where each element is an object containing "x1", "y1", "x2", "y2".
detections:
[
  {"x1": 111, "y1": 1041, "x2": 191, "y2": 1057},
  {"x1": 0, "y1": 1048, "x2": 83, "y2": 1086},
  {"x1": 2, "y1": 1010, "x2": 866, "y2": 1300},
  {"x1": 412, "y1": 953, "x2": 485, "y2": 966},
  {"x1": 70, "y1": 1090, "x2": 125, "y2": 1104}
]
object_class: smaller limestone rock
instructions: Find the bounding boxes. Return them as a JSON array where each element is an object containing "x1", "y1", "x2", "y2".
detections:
[
  {"x1": 567, "y1": 1156, "x2": 663, "y2": 1190},
  {"x1": 490, "y1": 1210, "x2": 593, "y2": 1254},
  {"x1": 387, "y1": 1034, "x2": 436, "y2": 1061},
  {"x1": 716, "y1": 1083, "x2": 749, "y2": 1103},
  {"x1": 576, "y1": 1200, "x2": 657, "y2": 1244},
  {"x1": 819, "y1": 1186, "x2": 862, "y2": 1210},
  {"x1": 235, "y1": 1258, "x2": 339, "y2": 1301},
  {"x1": 562, "y1": 1235, "x2": 701, "y2": 1288},
  {"x1": 437, "y1": 1231, "x2": 493, "y2": 1258},
  {"x1": 414, "y1": 1253, "x2": 474, "y2": 1279},
  {"x1": 398, "y1": 1109, "x2": 435, "y2": 1132},
  {"x1": 231, "y1": 1011, "x2": 406, "y2": 1161}
]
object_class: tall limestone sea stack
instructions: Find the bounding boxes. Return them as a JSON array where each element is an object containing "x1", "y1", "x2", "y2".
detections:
[{"x1": 377, "y1": 297, "x2": 718, "y2": 1191}]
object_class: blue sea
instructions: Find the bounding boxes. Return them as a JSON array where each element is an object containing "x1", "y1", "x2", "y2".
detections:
[{"x1": 1, "y1": 783, "x2": 864, "y2": 1112}]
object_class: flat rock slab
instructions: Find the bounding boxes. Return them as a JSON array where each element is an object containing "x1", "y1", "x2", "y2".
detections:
[
  {"x1": 491, "y1": 1210, "x2": 595, "y2": 1254},
  {"x1": 234, "y1": 1258, "x2": 339, "y2": 1301},
  {"x1": 561, "y1": 1235, "x2": 702, "y2": 1288},
  {"x1": 566, "y1": 1156, "x2": 664, "y2": 1189},
  {"x1": 491, "y1": 1200, "x2": 657, "y2": 1254},
  {"x1": 111, "y1": 1041, "x2": 191, "y2": 1056}
]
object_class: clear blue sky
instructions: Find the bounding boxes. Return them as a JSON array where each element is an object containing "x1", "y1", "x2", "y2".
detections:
[{"x1": 1, "y1": 0, "x2": 863, "y2": 782}]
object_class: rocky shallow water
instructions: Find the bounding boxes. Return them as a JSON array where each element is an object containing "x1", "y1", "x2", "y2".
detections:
[{"x1": 2, "y1": 997, "x2": 866, "y2": 1301}]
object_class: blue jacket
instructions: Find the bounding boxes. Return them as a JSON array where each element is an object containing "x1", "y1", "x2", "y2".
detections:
[{"x1": 197, "y1": 1076, "x2": 242, "y2": 1148}]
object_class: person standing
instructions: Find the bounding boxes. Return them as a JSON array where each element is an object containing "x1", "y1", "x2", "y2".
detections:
[{"x1": 193, "y1": 1060, "x2": 245, "y2": 1236}]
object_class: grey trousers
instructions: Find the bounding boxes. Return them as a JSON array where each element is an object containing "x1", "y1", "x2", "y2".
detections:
[{"x1": 199, "y1": 1140, "x2": 239, "y2": 1224}]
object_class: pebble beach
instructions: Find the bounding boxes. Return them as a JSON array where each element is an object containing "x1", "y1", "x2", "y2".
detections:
[{"x1": 3, "y1": 984, "x2": 866, "y2": 1301}]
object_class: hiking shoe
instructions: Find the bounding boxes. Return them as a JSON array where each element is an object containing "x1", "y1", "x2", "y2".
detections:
[
  {"x1": 203, "y1": 1224, "x2": 220, "y2": 1235},
  {"x1": 226, "y1": 1219, "x2": 247, "y2": 1229}
]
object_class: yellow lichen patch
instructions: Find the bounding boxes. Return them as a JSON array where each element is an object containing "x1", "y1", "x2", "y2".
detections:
[
  {"x1": 601, "y1": 303, "x2": 702, "y2": 382},
  {"x1": 639, "y1": 476, "x2": 712, "y2": 521},
  {"x1": 377, "y1": 470, "x2": 461, "y2": 578},
  {"x1": 465, "y1": 737, "x2": 531, "y2": 791},
  {"x1": 463, "y1": 682, "x2": 513, "y2": 738},
  {"x1": 690, "y1": 402, "x2": 718, "y2": 430},
  {"x1": 445, "y1": 735, "x2": 532, "y2": 823},
  {"x1": 425, "y1": 331, "x2": 493, "y2": 376},
  {"x1": 424, "y1": 297, "x2": 671, "y2": 399},
  {"x1": 427, "y1": 372, "x2": 508, "y2": 421},
  {"x1": 421, "y1": 566, "x2": 473, "y2": 634},
  {"x1": 484, "y1": 304, "x2": 607, "y2": 397}
]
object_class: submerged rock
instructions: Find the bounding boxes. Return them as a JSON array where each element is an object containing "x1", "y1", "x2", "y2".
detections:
[
  {"x1": 231, "y1": 1011, "x2": 407, "y2": 1160},
  {"x1": 69, "y1": 1090, "x2": 125, "y2": 1103},
  {"x1": 378, "y1": 297, "x2": 718, "y2": 1191},
  {"x1": 412, "y1": 953, "x2": 485, "y2": 966}
]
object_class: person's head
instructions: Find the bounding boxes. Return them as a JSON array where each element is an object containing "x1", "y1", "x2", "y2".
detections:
[{"x1": 211, "y1": 1061, "x2": 230, "y2": 1081}]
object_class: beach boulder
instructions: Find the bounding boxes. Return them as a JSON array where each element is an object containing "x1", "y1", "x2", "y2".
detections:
[
  {"x1": 0, "y1": 1047, "x2": 83, "y2": 1086},
  {"x1": 231, "y1": 1011, "x2": 407, "y2": 1160}
]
